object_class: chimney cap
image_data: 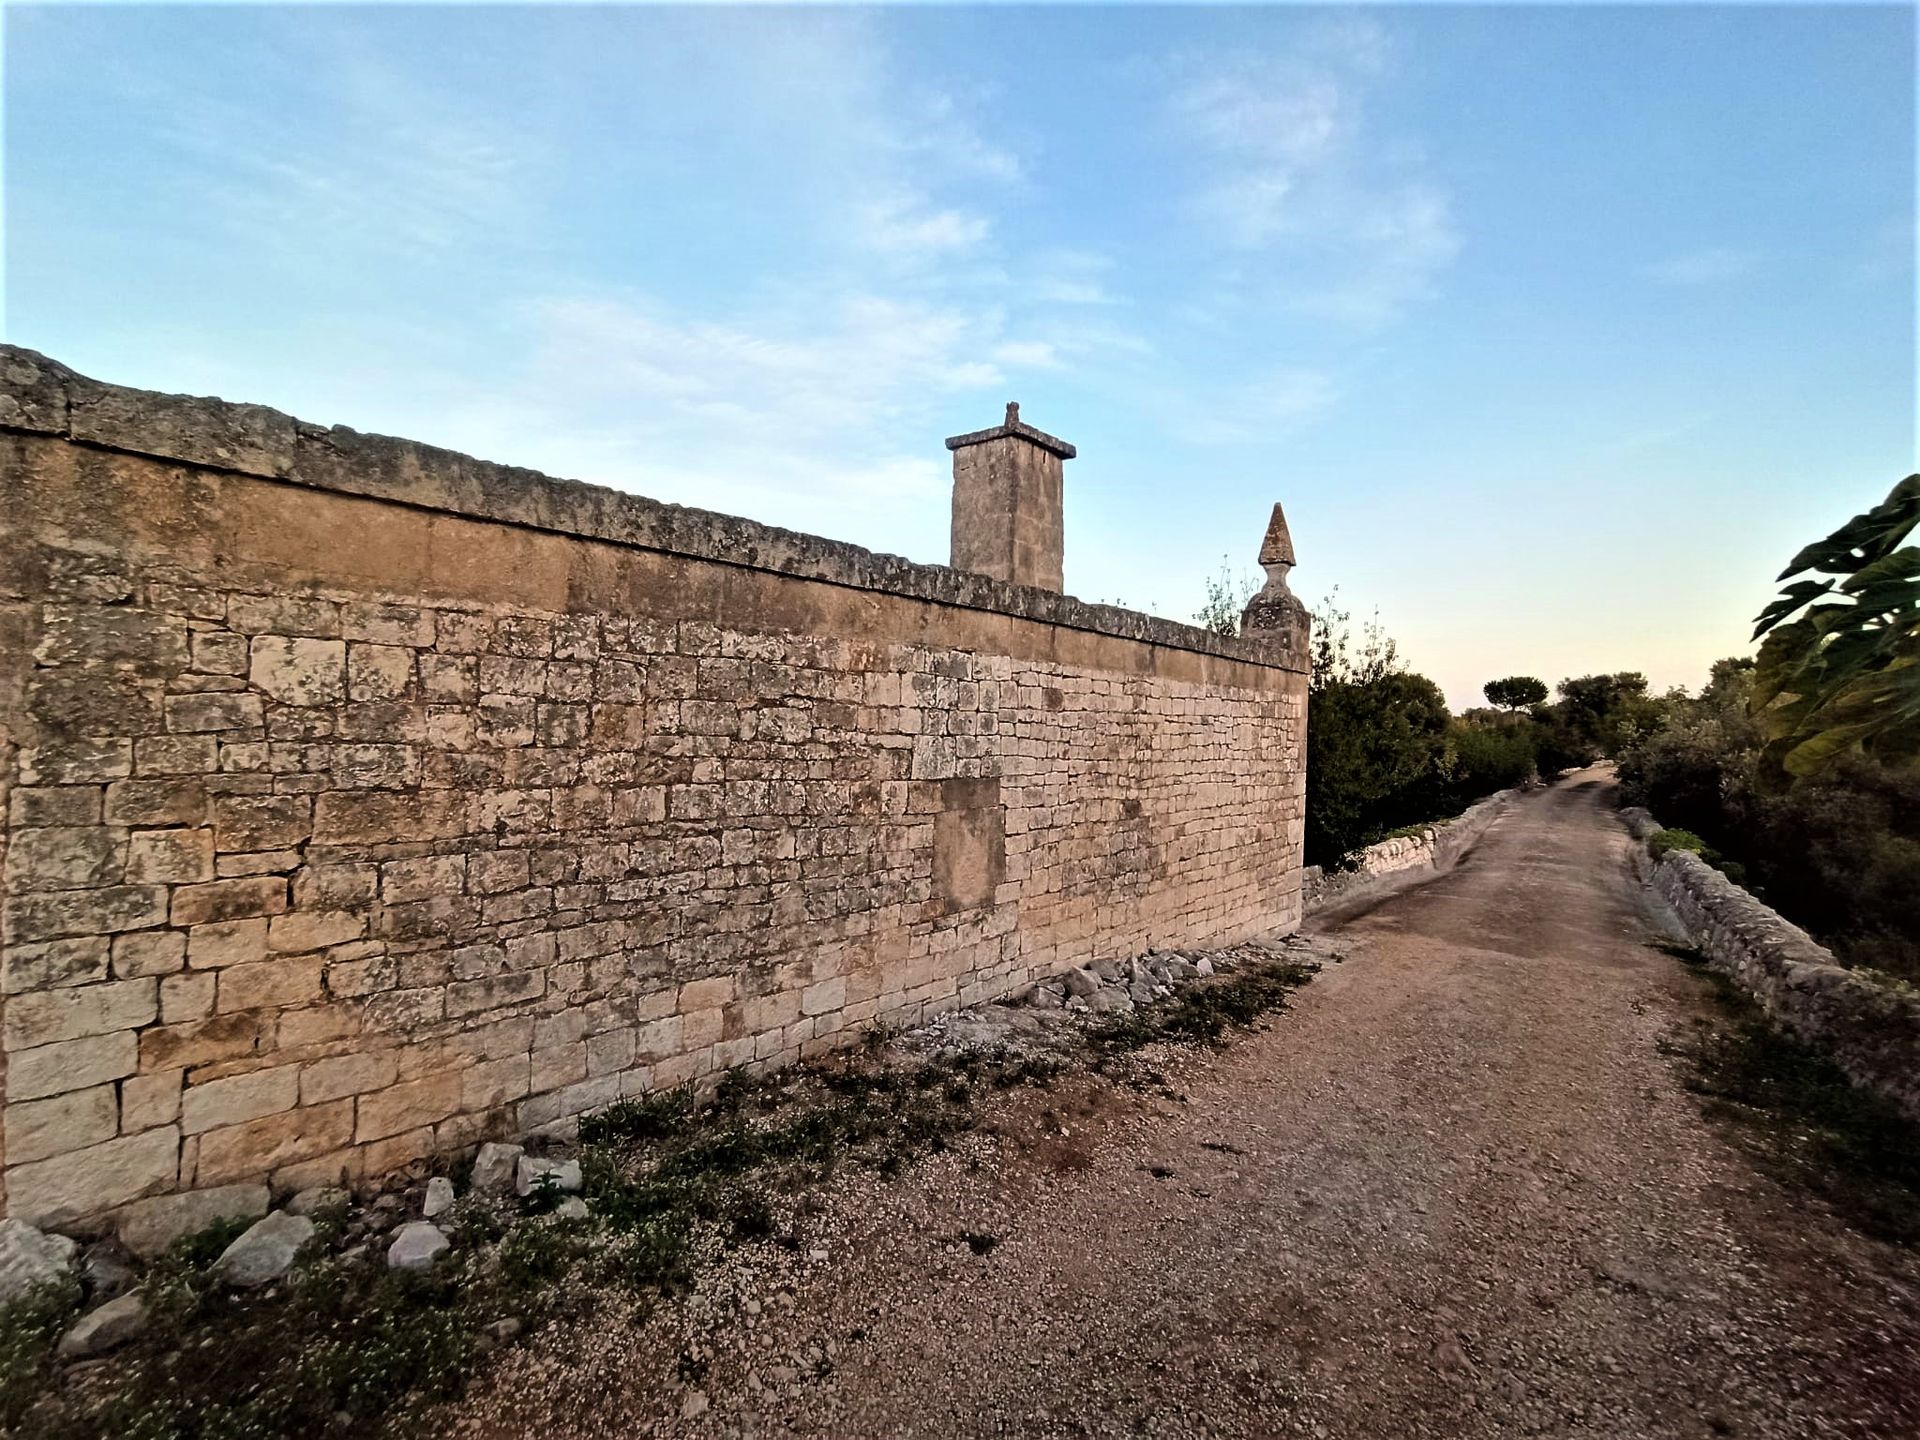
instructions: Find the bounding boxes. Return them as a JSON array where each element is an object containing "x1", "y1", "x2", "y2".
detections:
[{"x1": 945, "y1": 401, "x2": 1077, "y2": 459}]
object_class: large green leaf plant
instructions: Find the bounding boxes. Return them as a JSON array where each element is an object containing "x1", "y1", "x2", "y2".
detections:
[{"x1": 1751, "y1": 474, "x2": 1920, "y2": 777}]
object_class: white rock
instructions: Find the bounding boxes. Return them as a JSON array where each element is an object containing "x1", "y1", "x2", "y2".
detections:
[
  {"x1": 422, "y1": 1177, "x2": 456, "y2": 1219},
  {"x1": 469, "y1": 1142, "x2": 524, "y2": 1194},
  {"x1": 386, "y1": 1221, "x2": 450, "y2": 1272},
  {"x1": 514, "y1": 1155, "x2": 582, "y2": 1197},
  {"x1": 211, "y1": 1211, "x2": 315, "y2": 1289},
  {"x1": 57, "y1": 1292, "x2": 148, "y2": 1359},
  {"x1": 117, "y1": 1184, "x2": 270, "y2": 1261},
  {"x1": 0, "y1": 1219, "x2": 76, "y2": 1305},
  {"x1": 1195, "y1": 957, "x2": 1215, "y2": 977},
  {"x1": 285, "y1": 1186, "x2": 349, "y2": 1218},
  {"x1": 552, "y1": 1196, "x2": 590, "y2": 1222}
]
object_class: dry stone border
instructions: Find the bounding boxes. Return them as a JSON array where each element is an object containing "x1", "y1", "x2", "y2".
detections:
[{"x1": 1623, "y1": 805, "x2": 1920, "y2": 1123}]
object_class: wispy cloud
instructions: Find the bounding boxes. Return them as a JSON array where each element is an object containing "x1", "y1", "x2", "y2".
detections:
[
  {"x1": 1166, "y1": 19, "x2": 1459, "y2": 325},
  {"x1": 412, "y1": 288, "x2": 1072, "y2": 547},
  {"x1": 854, "y1": 194, "x2": 992, "y2": 259},
  {"x1": 1173, "y1": 367, "x2": 1340, "y2": 444},
  {"x1": 1645, "y1": 247, "x2": 1759, "y2": 285},
  {"x1": 157, "y1": 43, "x2": 536, "y2": 258}
]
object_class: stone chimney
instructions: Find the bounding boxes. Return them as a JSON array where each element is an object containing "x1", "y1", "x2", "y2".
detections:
[{"x1": 945, "y1": 402, "x2": 1076, "y2": 592}]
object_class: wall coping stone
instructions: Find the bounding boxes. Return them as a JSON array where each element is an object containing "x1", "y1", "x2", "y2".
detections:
[{"x1": 1, "y1": 346, "x2": 1298, "y2": 673}]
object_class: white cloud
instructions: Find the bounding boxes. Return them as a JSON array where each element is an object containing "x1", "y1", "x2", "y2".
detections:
[
  {"x1": 1645, "y1": 247, "x2": 1759, "y2": 285},
  {"x1": 399, "y1": 288, "x2": 1028, "y2": 552},
  {"x1": 1166, "y1": 21, "x2": 1459, "y2": 325},
  {"x1": 855, "y1": 194, "x2": 992, "y2": 258}
]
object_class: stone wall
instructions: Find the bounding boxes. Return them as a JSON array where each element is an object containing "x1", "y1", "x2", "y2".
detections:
[
  {"x1": 0, "y1": 347, "x2": 1309, "y2": 1227},
  {"x1": 1624, "y1": 809, "x2": 1920, "y2": 1124},
  {"x1": 1302, "y1": 789, "x2": 1517, "y2": 915}
]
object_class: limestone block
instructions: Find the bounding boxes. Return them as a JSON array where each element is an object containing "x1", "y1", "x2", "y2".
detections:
[
  {"x1": 6, "y1": 1127, "x2": 180, "y2": 1227},
  {"x1": 125, "y1": 828, "x2": 215, "y2": 884},
  {"x1": 211, "y1": 1210, "x2": 314, "y2": 1288},
  {"x1": 169, "y1": 876, "x2": 288, "y2": 927},
  {"x1": 386, "y1": 1220, "x2": 449, "y2": 1272},
  {"x1": 268, "y1": 910, "x2": 365, "y2": 953},
  {"x1": 4, "y1": 977, "x2": 157, "y2": 1050},
  {"x1": 191, "y1": 1100, "x2": 354, "y2": 1187},
  {"x1": 469, "y1": 1141, "x2": 524, "y2": 1194},
  {"x1": 7, "y1": 1030, "x2": 137, "y2": 1102},
  {"x1": 6, "y1": 1084, "x2": 118, "y2": 1165},
  {"x1": 5, "y1": 826, "x2": 124, "y2": 891},
  {"x1": 249, "y1": 636, "x2": 345, "y2": 706},
  {"x1": 5, "y1": 886, "x2": 169, "y2": 945},
  {"x1": 111, "y1": 929, "x2": 187, "y2": 979},
  {"x1": 216, "y1": 956, "x2": 324, "y2": 1012},
  {"x1": 58, "y1": 1292, "x2": 149, "y2": 1358},
  {"x1": 299, "y1": 1051, "x2": 398, "y2": 1106},
  {"x1": 181, "y1": 1066, "x2": 300, "y2": 1135},
  {"x1": 0, "y1": 1219, "x2": 78, "y2": 1303},
  {"x1": 2, "y1": 936, "x2": 110, "y2": 994},
  {"x1": 187, "y1": 918, "x2": 269, "y2": 969},
  {"x1": 354, "y1": 1073, "x2": 462, "y2": 1144},
  {"x1": 122, "y1": 1069, "x2": 185, "y2": 1132},
  {"x1": 116, "y1": 1182, "x2": 271, "y2": 1259}
]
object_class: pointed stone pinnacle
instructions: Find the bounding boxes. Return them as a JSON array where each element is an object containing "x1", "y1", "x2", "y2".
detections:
[{"x1": 1258, "y1": 503, "x2": 1295, "y2": 570}]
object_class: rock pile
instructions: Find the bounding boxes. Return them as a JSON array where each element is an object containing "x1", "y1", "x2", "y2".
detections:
[{"x1": 905, "y1": 936, "x2": 1338, "y2": 1062}]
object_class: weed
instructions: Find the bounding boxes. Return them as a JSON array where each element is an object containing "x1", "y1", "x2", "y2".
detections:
[
  {"x1": 1668, "y1": 948, "x2": 1920, "y2": 1244},
  {"x1": 0, "y1": 1280, "x2": 80, "y2": 1431},
  {"x1": 14, "y1": 949, "x2": 1320, "y2": 1438},
  {"x1": 1086, "y1": 959, "x2": 1317, "y2": 1067}
]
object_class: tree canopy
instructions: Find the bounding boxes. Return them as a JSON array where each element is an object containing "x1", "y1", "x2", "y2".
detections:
[
  {"x1": 1751, "y1": 473, "x2": 1920, "y2": 778},
  {"x1": 1483, "y1": 676, "x2": 1548, "y2": 711}
]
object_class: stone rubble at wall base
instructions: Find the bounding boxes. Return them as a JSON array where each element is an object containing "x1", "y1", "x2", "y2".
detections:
[{"x1": 3, "y1": 930, "x2": 1338, "y2": 1365}]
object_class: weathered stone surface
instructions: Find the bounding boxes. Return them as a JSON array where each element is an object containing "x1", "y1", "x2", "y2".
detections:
[
  {"x1": 1062, "y1": 966, "x2": 1102, "y2": 998},
  {"x1": 211, "y1": 1210, "x2": 314, "y2": 1288},
  {"x1": 422, "y1": 1177, "x2": 456, "y2": 1218},
  {"x1": 5, "y1": 1084, "x2": 118, "y2": 1165},
  {"x1": 0, "y1": 348, "x2": 1310, "y2": 1228},
  {"x1": 386, "y1": 1220, "x2": 450, "y2": 1272},
  {"x1": 7, "y1": 1128, "x2": 180, "y2": 1228},
  {"x1": 285, "y1": 1186, "x2": 349, "y2": 1218},
  {"x1": 116, "y1": 1183, "x2": 271, "y2": 1260},
  {"x1": 470, "y1": 1142, "x2": 524, "y2": 1194},
  {"x1": 0, "y1": 1219, "x2": 77, "y2": 1304},
  {"x1": 57, "y1": 1292, "x2": 149, "y2": 1358},
  {"x1": 1648, "y1": 842, "x2": 1920, "y2": 1123}
]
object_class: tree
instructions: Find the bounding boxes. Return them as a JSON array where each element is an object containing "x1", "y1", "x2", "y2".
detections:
[
  {"x1": 1309, "y1": 589, "x2": 1399, "y2": 692},
  {"x1": 1751, "y1": 473, "x2": 1920, "y2": 778},
  {"x1": 1483, "y1": 676, "x2": 1548, "y2": 712},
  {"x1": 1193, "y1": 556, "x2": 1259, "y2": 636},
  {"x1": 1555, "y1": 671, "x2": 1663, "y2": 756}
]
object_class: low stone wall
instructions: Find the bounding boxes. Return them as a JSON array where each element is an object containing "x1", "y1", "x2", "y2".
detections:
[
  {"x1": 1302, "y1": 789, "x2": 1517, "y2": 914},
  {"x1": 1627, "y1": 810, "x2": 1920, "y2": 1124},
  {"x1": 0, "y1": 348, "x2": 1309, "y2": 1229}
]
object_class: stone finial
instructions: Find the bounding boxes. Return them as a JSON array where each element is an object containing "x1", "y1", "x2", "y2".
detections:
[
  {"x1": 1240, "y1": 501, "x2": 1308, "y2": 642},
  {"x1": 1258, "y1": 503, "x2": 1295, "y2": 573}
]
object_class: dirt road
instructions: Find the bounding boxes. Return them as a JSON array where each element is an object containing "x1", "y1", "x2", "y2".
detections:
[{"x1": 447, "y1": 771, "x2": 1920, "y2": 1439}]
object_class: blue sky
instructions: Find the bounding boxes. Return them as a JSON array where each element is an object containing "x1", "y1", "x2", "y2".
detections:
[{"x1": 6, "y1": 3, "x2": 1913, "y2": 709}]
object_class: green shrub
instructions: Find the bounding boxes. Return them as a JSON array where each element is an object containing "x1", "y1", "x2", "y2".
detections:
[{"x1": 1648, "y1": 828, "x2": 1710, "y2": 859}]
